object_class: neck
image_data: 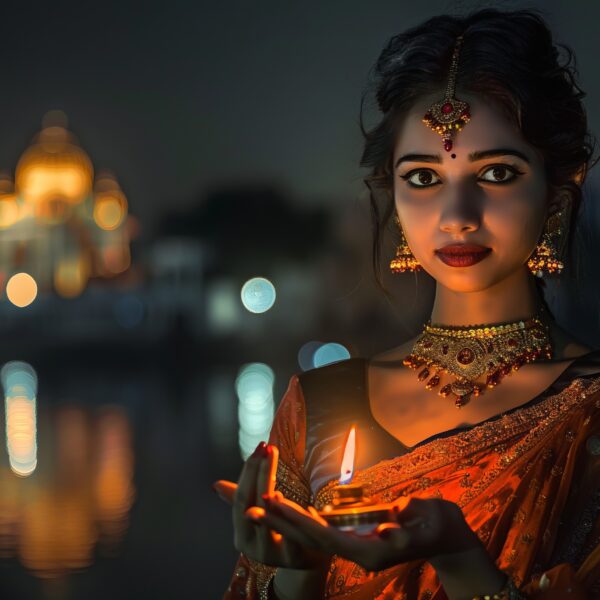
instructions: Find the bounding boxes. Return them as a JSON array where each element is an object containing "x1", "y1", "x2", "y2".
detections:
[{"x1": 429, "y1": 267, "x2": 545, "y2": 327}]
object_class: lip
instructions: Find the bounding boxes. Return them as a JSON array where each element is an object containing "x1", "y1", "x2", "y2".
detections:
[{"x1": 435, "y1": 245, "x2": 492, "y2": 267}]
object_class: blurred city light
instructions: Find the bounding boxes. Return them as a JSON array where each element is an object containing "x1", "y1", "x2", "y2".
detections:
[
  {"x1": 235, "y1": 363, "x2": 275, "y2": 459},
  {"x1": 0, "y1": 173, "x2": 20, "y2": 229},
  {"x1": 54, "y1": 255, "x2": 90, "y2": 298},
  {"x1": 16, "y1": 111, "x2": 93, "y2": 224},
  {"x1": 93, "y1": 171, "x2": 128, "y2": 231},
  {"x1": 6, "y1": 273, "x2": 38, "y2": 308},
  {"x1": 206, "y1": 279, "x2": 241, "y2": 334},
  {"x1": 313, "y1": 342, "x2": 351, "y2": 368},
  {"x1": 1, "y1": 361, "x2": 38, "y2": 477},
  {"x1": 297, "y1": 340, "x2": 324, "y2": 371},
  {"x1": 240, "y1": 277, "x2": 276, "y2": 313}
]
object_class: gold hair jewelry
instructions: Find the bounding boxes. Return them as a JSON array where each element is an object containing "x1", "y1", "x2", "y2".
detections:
[
  {"x1": 390, "y1": 214, "x2": 421, "y2": 273},
  {"x1": 527, "y1": 210, "x2": 564, "y2": 277},
  {"x1": 403, "y1": 312, "x2": 552, "y2": 408},
  {"x1": 422, "y1": 35, "x2": 471, "y2": 152}
]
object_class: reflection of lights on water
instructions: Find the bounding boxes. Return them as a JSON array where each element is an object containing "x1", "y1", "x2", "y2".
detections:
[
  {"x1": 94, "y1": 407, "x2": 135, "y2": 546},
  {"x1": 297, "y1": 340, "x2": 324, "y2": 371},
  {"x1": 236, "y1": 363, "x2": 275, "y2": 459},
  {"x1": 1, "y1": 361, "x2": 38, "y2": 477},
  {"x1": 312, "y1": 343, "x2": 351, "y2": 368},
  {"x1": 240, "y1": 277, "x2": 276, "y2": 313},
  {"x1": 0, "y1": 402, "x2": 135, "y2": 578},
  {"x1": 6, "y1": 273, "x2": 38, "y2": 308},
  {"x1": 113, "y1": 295, "x2": 144, "y2": 328}
]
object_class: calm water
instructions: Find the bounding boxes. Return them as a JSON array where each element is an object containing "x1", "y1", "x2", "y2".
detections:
[{"x1": 0, "y1": 350, "x2": 292, "y2": 600}]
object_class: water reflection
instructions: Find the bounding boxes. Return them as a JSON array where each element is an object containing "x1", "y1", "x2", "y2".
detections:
[{"x1": 0, "y1": 403, "x2": 134, "y2": 578}]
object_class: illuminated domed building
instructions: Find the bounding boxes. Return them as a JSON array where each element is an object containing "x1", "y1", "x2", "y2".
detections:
[{"x1": 0, "y1": 111, "x2": 133, "y2": 306}]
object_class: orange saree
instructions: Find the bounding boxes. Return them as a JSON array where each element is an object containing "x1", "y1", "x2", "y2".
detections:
[{"x1": 224, "y1": 353, "x2": 600, "y2": 599}]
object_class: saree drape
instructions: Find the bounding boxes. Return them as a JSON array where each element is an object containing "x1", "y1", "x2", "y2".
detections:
[{"x1": 224, "y1": 353, "x2": 600, "y2": 599}]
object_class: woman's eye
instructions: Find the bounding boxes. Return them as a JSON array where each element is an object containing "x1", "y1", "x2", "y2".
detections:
[
  {"x1": 479, "y1": 164, "x2": 522, "y2": 184},
  {"x1": 400, "y1": 169, "x2": 441, "y2": 188}
]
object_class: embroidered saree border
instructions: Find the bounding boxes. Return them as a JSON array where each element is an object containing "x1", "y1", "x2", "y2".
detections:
[{"x1": 315, "y1": 376, "x2": 600, "y2": 509}]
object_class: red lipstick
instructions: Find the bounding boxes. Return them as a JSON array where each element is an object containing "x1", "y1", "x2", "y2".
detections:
[{"x1": 435, "y1": 244, "x2": 491, "y2": 267}]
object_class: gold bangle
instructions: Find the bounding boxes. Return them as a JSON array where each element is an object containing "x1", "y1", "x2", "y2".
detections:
[{"x1": 471, "y1": 575, "x2": 528, "y2": 599}]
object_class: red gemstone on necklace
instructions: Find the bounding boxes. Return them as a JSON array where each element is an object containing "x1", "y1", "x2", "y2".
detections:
[
  {"x1": 441, "y1": 102, "x2": 453, "y2": 114},
  {"x1": 508, "y1": 338, "x2": 517, "y2": 347},
  {"x1": 443, "y1": 139, "x2": 453, "y2": 152},
  {"x1": 457, "y1": 347, "x2": 475, "y2": 365},
  {"x1": 442, "y1": 345, "x2": 449, "y2": 354}
]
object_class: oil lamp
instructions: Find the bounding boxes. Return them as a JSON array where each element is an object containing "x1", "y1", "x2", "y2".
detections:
[{"x1": 317, "y1": 427, "x2": 397, "y2": 535}]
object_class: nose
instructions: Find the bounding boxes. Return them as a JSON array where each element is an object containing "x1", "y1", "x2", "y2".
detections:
[{"x1": 438, "y1": 183, "x2": 481, "y2": 234}]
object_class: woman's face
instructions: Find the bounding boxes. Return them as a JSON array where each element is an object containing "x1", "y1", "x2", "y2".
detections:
[{"x1": 393, "y1": 91, "x2": 552, "y2": 293}]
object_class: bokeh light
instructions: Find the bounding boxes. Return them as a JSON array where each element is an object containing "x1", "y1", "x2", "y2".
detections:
[
  {"x1": 6, "y1": 273, "x2": 38, "y2": 308},
  {"x1": 0, "y1": 197, "x2": 19, "y2": 229},
  {"x1": 312, "y1": 342, "x2": 351, "y2": 368},
  {"x1": 1, "y1": 361, "x2": 38, "y2": 477},
  {"x1": 54, "y1": 255, "x2": 89, "y2": 298},
  {"x1": 297, "y1": 340, "x2": 324, "y2": 371},
  {"x1": 15, "y1": 113, "x2": 93, "y2": 224},
  {"x1": 235, "y1": 363, "x2": 275, "y2": 459},
  {"x1": 240, "y1": 277, "x2": 276, "y2": 314}
]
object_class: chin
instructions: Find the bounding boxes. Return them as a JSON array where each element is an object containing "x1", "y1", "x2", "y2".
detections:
[{"x1": 430, "y1": 268, "x2": 501, "y2": 293}]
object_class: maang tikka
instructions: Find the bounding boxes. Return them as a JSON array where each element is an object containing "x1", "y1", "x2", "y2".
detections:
[
  {"x1": 390, "y1": 35, "x2": 470, "y2": 274},
  {"x1": 422, "y1": 35, "x2": 471, "y2": 152}
]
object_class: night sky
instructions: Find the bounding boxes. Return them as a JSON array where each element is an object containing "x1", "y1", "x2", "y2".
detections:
[{"x1": 0, "y1": 0, "x2": 598, "y2": 234}]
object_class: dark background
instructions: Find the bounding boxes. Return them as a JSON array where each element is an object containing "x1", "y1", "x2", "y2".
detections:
[{"x1": 0, "y1": 1, "x2": 599, "y2": 599}]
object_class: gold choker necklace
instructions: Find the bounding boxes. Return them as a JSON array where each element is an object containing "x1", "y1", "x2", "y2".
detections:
[{"x1": 402, "y1": 313, "x2": 552, "y2": 408}]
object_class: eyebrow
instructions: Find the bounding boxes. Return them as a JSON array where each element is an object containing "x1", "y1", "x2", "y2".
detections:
[{"x1": 394, "y1": 148, "x2": 531, "y2": 169}]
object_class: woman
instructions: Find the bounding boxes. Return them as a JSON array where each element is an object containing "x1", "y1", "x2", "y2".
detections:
[{"x1": 214, "y1": 7, "x2": 600, "y2": 599}]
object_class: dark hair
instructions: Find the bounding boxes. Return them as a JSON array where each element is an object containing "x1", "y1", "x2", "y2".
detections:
[{"x1": 360, "y1": 7, "x2": 598, "y2": 309}]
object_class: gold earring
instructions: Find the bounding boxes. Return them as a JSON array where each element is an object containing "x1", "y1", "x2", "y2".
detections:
[
  {"x1": 390, "y1": 215, "x2": 422, "y2": 273},
  {"x1": 527, "y1": 210, "x2": 564, "y2": 277}
]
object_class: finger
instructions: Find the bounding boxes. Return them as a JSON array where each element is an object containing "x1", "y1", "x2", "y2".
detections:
[
  {"x1": 233, "y1": 442, "x2": 269, "y2": 542},
  {"x1": 307, "y1": 506, "x2": 329, "y2": 527},
  {"x1": 212, "y1": 480, "x2": 237, "y2": 504},
  {"x1": 257, "y1": 507, "x2": 324, "y2": 550},
  {"x1": 256, "y1": 444, "x2": 278, "y2": 507}
]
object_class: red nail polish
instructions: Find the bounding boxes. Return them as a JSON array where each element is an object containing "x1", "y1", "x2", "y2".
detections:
[{"x1": 252, "y1": 442, "x2": 268, "y2": 458}]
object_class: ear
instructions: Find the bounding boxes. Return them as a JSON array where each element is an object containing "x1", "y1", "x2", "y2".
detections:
[{"x1": 546, "y1": 185, "x2": 574, "y2": 220}]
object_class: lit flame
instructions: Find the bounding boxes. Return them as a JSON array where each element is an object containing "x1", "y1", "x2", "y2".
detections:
[{"x1": 339, "y1": 426, "x2": 356, "y2": 484}]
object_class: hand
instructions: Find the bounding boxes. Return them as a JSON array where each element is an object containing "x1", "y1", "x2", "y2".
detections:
[
  {"x1": 212, "y1": 442, "x2": 331, "y2": 570},
  {"x1": 255, "y1": 494, "x2": 483, "y2": 573}
]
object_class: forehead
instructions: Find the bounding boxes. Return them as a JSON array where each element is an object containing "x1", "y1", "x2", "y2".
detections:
[{"x1": 393, "y1": 91, "x2": 541, "y2": 163}]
